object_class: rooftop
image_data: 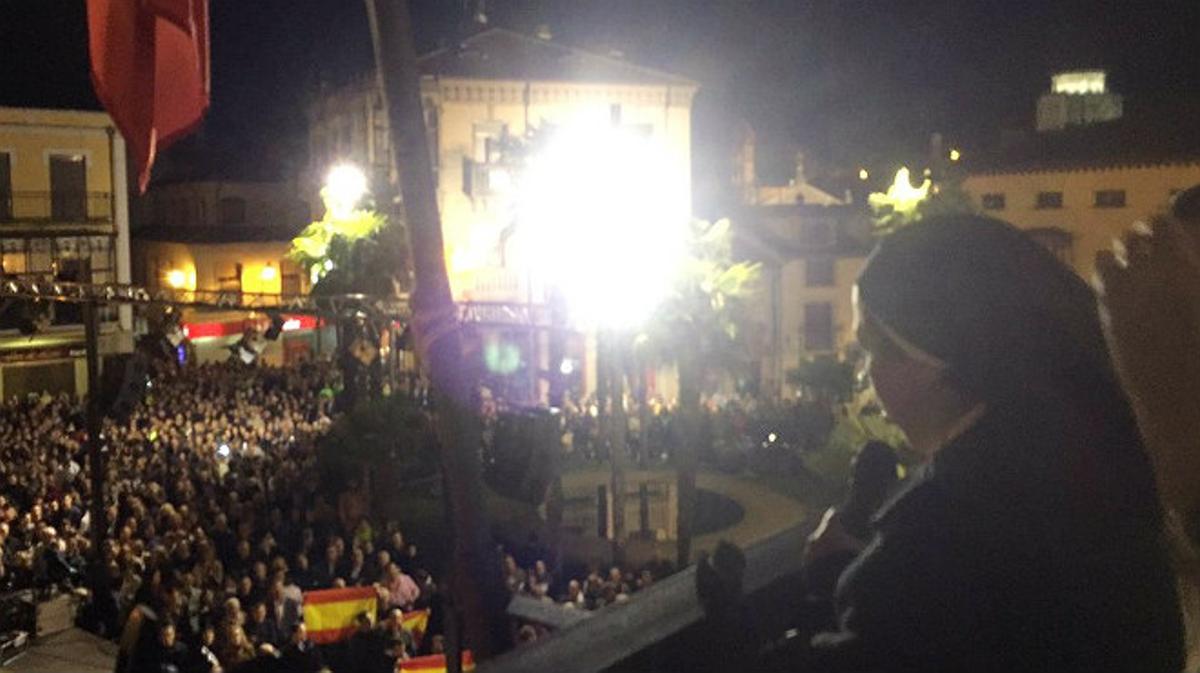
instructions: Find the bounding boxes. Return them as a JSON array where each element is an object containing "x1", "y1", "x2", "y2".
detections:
[
  {"x1": 969, "y1": 100, "x2": 1200, "y2": 174},
  {"x1": 418, "y1": 28, "x2": 697, "y2": 87}
]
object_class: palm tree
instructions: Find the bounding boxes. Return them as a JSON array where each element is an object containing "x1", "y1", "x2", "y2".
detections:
[{"x1": 636, "y1": 218, "x2": 760, "y2": 567}]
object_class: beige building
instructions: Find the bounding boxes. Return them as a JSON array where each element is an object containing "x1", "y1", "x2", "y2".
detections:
[
  {"x1": 964, "y1": 163, "x2": 1200, "y2": 277},
  {"x1": 733, "y1": 130, "x2": 869, "y2": 398},
  {"x1": 131, "y1": 180, "x2": 322, "y2": 365},
  {"x1": 0, "y1": 106, "x2": 133, "y2": 398},
  {"x1": 307, "y1": 28, "x2": 698, "y2": 401},
  {"x1": 964, "y1": 70, "x2": 1200, "y2": 279}
]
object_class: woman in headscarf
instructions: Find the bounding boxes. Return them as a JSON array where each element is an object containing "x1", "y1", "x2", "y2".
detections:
[{"x1": 811, "y1": 215, "x2": 1183, "y2": 672}]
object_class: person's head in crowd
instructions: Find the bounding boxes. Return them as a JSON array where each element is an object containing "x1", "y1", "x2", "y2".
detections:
[
  {"x1": 159, "y1": 621, "x2": 177, "y2": 649},
  {"x1": 290, "y1": 622, "x2": 308, "y2": 647},
  {"x1": 354, "y1": 610, "x2": 373, "y2": 632},
  {"x1": 429, "y1": 634, "x2": 446, "y2": 655},
  {"x1": 516, "y1": 624, "x2": 538, "y2": 645},
  {"x1": 249, "y1": 600, "x2": 267, "y2": 625}
]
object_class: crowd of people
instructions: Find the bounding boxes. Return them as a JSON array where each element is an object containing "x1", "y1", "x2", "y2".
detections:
[
  {"x1": 500, "y1": 551, "x2": 665, "y2": 613},
  {"x1": 0, "y1": 360, "x2": 443, "y2": 673}
]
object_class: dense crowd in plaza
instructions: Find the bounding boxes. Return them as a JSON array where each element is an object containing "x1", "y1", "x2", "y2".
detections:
[{"x1": 0, "y1": 361, "x2": 444, "y2": 673}]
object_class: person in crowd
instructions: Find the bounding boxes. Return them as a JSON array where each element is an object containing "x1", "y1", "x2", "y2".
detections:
[
  {"x1": 804, "y1": 215, "x2": 1183, "y2": 671},
  {"x1": 382, "y1": 562, "x2": 421, "y2": 611},
  {"x1": 279, "y1": 622, "x2": 325, "y2": 673}
]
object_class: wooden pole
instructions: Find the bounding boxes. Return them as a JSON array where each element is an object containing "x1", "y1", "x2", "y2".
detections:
[
  {"x1": 362, "y1": 0, "x2": 511, "y2": 661},
  {"x1": 83, "y1": 302, "x2": 107, "y2": 594}
]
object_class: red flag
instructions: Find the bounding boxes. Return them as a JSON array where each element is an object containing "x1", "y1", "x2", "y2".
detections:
[{"x1": 86, "y1": 0, "x2": 210, "y2": 192}]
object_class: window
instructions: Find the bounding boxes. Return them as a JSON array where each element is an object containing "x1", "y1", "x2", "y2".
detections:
[
  {"x1": 49, "y1": 154, "x2": 87, "y2": 221},
  {"x1": 805, "y1": 256, "x2": 835, "y2": 287},
  {"x1": 472, "y1": 121, "x2": 506, "y2": 164},
  {"x1": 981, "y1": 193, "x2": 1006, "y2": 210},
  {"x1": 1095, "y1": 189, "x2": 1126, "y2": 208},
  {"x1": 1035, "y1": 191, "x2": 1063, "y2": 209},
  {"x1": 1027, "y1": 227, "x2": 1074, "y2": 266},
  {"x1": 218, "y1": 197, "x2": 246, "y2": 225},
  {"x1": 0, "y1": 152, "x2": 10, "y2": 221},
  {"x1": 804, "y1": 302, "x2": 834, "y2": 352},
  {"x1": 217, "y1": 262, "x2": 242, "y2": 292},
  {"x1": 281, "y1": 259, "x2": 302, "y2": 296}
]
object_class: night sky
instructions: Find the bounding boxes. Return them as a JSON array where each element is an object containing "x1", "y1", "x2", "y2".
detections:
[{"x1": 2, "y1": 0, "x2": 1198, "y2": 209}]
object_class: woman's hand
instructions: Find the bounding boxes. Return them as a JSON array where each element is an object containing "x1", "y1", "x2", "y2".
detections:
[{"x1": 1095, "y1": 216, "x2": 1200, "y2": 519}]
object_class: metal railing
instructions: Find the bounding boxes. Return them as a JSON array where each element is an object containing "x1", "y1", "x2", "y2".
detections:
[
  {"x1": 0, "y1": 191, "x2": 114, "y2": 224},
  {"x1": 482, "y1": 523, "x2": 808, "y2": 673}
]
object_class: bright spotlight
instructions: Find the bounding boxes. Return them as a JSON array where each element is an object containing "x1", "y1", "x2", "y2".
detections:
[
  {"x1": 166, "y1": 269, "x2": 186, "y2": 289},
  {"x1": 325, "y1": 164, "x2": 368, "y2": 218},
  {"x1": 517, "y1": 117, "x2": 689, "y2": 329},
  {"x1": 260, "y1": 264, "x2": 278, "y2": 282}
]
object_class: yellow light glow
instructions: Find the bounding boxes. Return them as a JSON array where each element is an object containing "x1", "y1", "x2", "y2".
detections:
[
  {"x1": 166, "y1": 269, "x2": 186, "y2": 289},
  {"x1": 858, "y1": 168, "x2": 869, "y2": 181},
  {"x1": 517, "y1": 116, "x2": 689, "y2": 329},
  {"x1": 325, "y1": 164, "x2": 368, "y2": 219},
  {"x1": 949, "y1": 148, "x2": 961, "y2": 162},
  {"x1": 868, "y1": 167, "x2": 932, "y2": 217},
  {"x1": 1052, "y1": 70, "x2": 1106, "y2": 95},
  {"x1": 260, "y1": 264, "x2": 278, "y2": 282}
]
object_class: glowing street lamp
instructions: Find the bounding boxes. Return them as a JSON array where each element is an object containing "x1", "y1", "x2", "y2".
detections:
[
  {"x1": 324, "y1": 164, "x2": 368, "y2": 219},
  {"x1": 166, "y1": 269, "x2": 187, "y2": 289}
]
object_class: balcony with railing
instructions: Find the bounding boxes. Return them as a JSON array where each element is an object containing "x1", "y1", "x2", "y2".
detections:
[{"x1": 0, "y1": 192, "x2": 115, "y2": 230}]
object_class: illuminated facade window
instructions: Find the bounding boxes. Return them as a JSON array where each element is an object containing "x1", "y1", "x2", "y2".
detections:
[
  {"x1": 1094, "y1": 189, "x2": 1126, "y2": 208},
  {"x1": 1035, "y1": 191, "x2": 1063, "y2": 209},
  {"x1": 981, "y1": 193, "x2": 1006, "y2": 210}
]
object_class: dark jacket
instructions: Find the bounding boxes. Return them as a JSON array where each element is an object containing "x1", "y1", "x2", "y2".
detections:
[{"x1": 813, "y1": 409, "x2": 1184, "y2": 673}]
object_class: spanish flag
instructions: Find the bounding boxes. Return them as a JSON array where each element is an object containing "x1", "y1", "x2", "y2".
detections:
[
  {"x1": 303, "y1": 586, "x2": 378, "y2": 644},
  {"x1": 398, "y1": 651, "x2": 475, "y2": 672},
  {"x1": 402, "y1": 609, "x2": 430, "y2": 646}
]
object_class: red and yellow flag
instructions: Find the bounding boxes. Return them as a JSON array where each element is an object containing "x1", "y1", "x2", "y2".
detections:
[
  {"x1": 399, "y1": 651, "x2": 475, "y2": 673},
  {"x1": 402, "y1": 608, "x2": 430, "y2": 646},
  {"x1": 302, "y1": 586, "x2": 378, "y2": 644}
]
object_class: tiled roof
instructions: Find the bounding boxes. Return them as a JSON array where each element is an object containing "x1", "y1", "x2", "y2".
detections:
[{"x1": 418, "y1": 28, "x2": 696, "y2": 87}]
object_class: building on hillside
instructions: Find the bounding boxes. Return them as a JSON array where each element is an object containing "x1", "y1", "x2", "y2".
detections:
[
  {"x1": 1036, "y1": 70, "x2": 1123, "y2": 132},
  {"x1": 306, "y1": 27, "x2": 698, "y2": 402},
  {"x1": 964, "y1": 70, "x2": 1200, "y2": 279},
  {"x1": 732, "y1": 130, "x2": 870, "y2": 398},
  {"x1": 0, "y1": 107, "x2": 133, "y2": 398},
  {"x1": 130, "y1": 180, "x2": 325, "y2": 365}
]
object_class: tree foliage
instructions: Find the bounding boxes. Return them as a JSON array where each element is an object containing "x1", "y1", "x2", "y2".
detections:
[
  {"x1": 316, "y1": 394, "x2": 439, "y2": 487},
  {"x1": 288, "y1": 187, "x2": 402, "y2": 297},
  {"x1": 869, "y1": 166, "x2": 976, "y2": 235},
  {"x1": 635, "y1": 218, "x2": 761, "y2": 388},
  {"x1": 786, "y1": 355, "x2": 855, "y2": 403}
]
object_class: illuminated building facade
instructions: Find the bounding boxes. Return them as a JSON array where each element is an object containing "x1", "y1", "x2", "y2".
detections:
[
  {"x1": 0, "y1": 107, "x2": 133, "y2": 398},
  {"x1": 308, "y1": 28, "x2": 698, "y2": 402},
  {"x1": 131, "y1": 181, "x2": 325, "y2": 365}
]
